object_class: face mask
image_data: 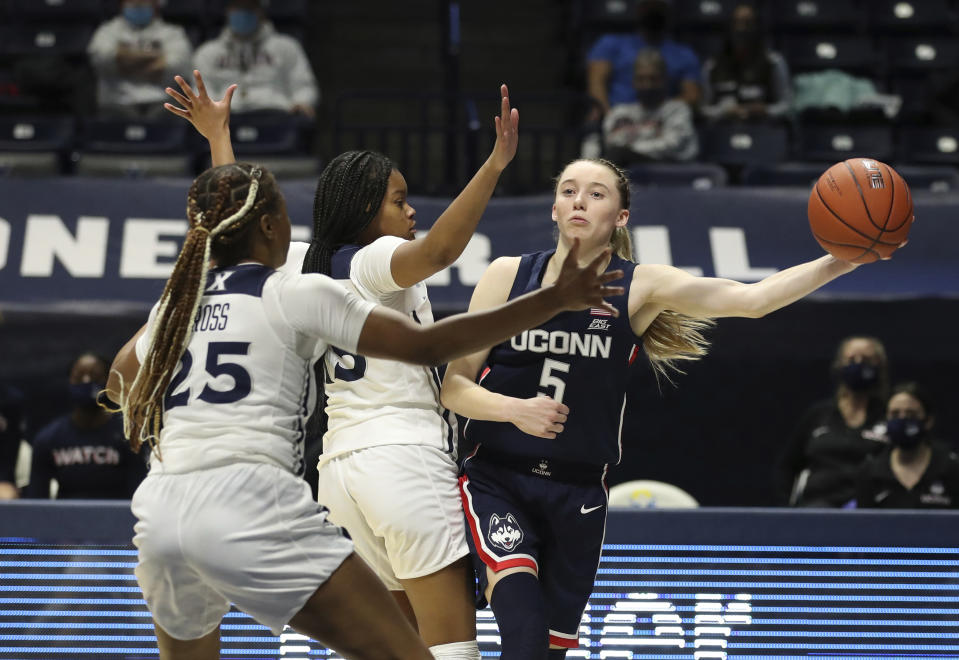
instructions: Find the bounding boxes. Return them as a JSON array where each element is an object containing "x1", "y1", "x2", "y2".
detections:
[
  {"x1": 123, "y1": 6, "x2": 154, "y2": 28},
  {"x1": 69, "y1": 382, "x2": 103, "y2": 410},
  {"x1": 229, "y1": 9, "x2": 260, "y2": 36},
  {"x1": 637, "y1": 7, "x2": 668, "y2": 36},
  {"x1": 636, "y1": 87, "x2": 667, "y2": 108},
  {"x1": 838, "y1": 361, "x2": 879, "y2": 391},
  {"x1": 887, "y1": 416, "x2": 925, "y2": 450}
]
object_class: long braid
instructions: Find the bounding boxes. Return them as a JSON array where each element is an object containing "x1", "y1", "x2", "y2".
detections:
[
  {"x1": 122, "y1": 163, "x2": 273, "y2": 453},
  {"x1": 565, "y1": 158, "x2": 714, "y2": 380},
  {"x1": 303, "y1": 150, "x2": 393, "y2": 275}
]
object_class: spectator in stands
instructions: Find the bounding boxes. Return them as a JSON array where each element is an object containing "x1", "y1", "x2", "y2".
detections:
[
  {"x1": 25, "y1": 352, "x2": 146, "y2": 499},
  {"x1": 700, "y1": 4, "x2": 792, "y2": 122},
  {"x1": 194, "y1": 0, "x2": 318, "y2": 118},
  {"x1": 0, "y1": 384, "x2": 24, "y2": 499},
  {"x1": 584, "y1": 48, "x2": 697, "y2": 163},
  {"x1": 778, "y1": 336, "x2": 890, "y2": 507},
  {"x1": 855, "y1": 382, "x2": 959, "y2": 509},
  {"x1": 87, "y1": 0, "x2": 193, "y2": 119},
  {"x1": 587, "y1": 0, "x2": 701, "y2": 116}
]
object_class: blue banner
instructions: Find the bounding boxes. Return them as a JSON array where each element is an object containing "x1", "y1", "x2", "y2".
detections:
[{"x1": 1, "y1": 178, "x2": 956, "y2": 312}]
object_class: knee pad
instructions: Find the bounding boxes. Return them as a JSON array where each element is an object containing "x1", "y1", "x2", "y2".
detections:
[{"x1": 429, "y1": 640, "x2": 480, "y2": 659}]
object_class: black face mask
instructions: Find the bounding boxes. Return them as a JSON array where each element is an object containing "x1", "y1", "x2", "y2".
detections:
[
  {"x1": 637, "y1": 7, "x2": 668, "y2": 36},
  {"x1": 69, "y1": 382, "x2": 103, "y2": 411},
  {"x1": 887, "y1": 416, "x2": 925, "y2": 450},
  {"x1": 636, "y1": 87, "x2": 667, "y2": 108},
  {"x1": 838, "y1": 362, "x2": 879, "y2": 392}
]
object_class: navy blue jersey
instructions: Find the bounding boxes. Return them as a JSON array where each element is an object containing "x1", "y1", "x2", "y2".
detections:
[{"x1": 465, "y1": 250, "x2": 641, "y2": 467}]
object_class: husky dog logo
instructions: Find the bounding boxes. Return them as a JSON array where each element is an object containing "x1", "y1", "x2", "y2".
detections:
[{"x1": 488, "y1": 513, "x2": 524, "y2": 552}]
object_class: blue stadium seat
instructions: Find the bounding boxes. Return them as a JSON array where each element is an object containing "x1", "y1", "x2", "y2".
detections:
[
  {"x1": 797, "y1": 124, "x2": 893, "y2": 162},
  {"x1": 627, "y1": 162, "x2": 728, "y2": 188},
  {"x1": 781, "y1": 35, "x2": 878, "y2": 74},
  {"x1": 886, "y1": 38, "x2": 959, "y2": 75},
  {"x1": 229, "y1": 117, "x2": 309, "y2": 156},
  {"x1": 81, "y1": 119, "x2": 189, "y2": 154},
  {"x1": 769, "y1": 0, "x2": 862, "y2": 34},
  {"x1": 896, "y1": 126, "x2": 959, "y2": 166},
  {"x1": 741, "y1": 162, "x2": 827, "y2": 187},
  {"x1": 868, "y1": 0, "x2": 956, "y2": 34},
  {"x1": 0, "y1": 25, "x2": 94, "y2": 57},
  {"x1": 890, "y1": 76, "x2": 930, "y2": 123},
  {"x1": 892, "y1": 165, "x2": 959, "y2": 193},
  {"x1": 0, "y1": 115, "x2": 74, "y2": 176},
  {"x1": 5, "y1": 0, "x2": 102, "y2": 22},
  {"x1": 700, "y1": 123, "x2": 789, "y2": 166}
]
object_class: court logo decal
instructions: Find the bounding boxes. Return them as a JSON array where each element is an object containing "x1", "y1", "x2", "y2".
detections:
[{"x1": 488, "y1": 513, "x2": 524, "y2": 552}]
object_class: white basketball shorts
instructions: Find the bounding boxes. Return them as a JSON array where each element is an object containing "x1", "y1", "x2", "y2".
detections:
[
  {"x1": 131, "y1": 461, "x2": 354, "y2": 639},
  {"x1": 316, "y1": 444, "x2": 469, "y2": 591}
]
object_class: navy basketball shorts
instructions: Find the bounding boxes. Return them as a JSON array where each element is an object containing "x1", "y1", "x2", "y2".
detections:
[{"x1": 458, "y1": 449, "x2": 607, "y2": 650}]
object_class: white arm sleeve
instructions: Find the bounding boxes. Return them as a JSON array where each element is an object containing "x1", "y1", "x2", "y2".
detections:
[
  {"x1": 348, "y1": 236, "x2": 406, "y2": 297},
  {"x1": 134, "y1": 303, "x2": 160, "y2": 363},
  {"x1": 278, "y1": 273, "x2": 376, "y2": 353}
]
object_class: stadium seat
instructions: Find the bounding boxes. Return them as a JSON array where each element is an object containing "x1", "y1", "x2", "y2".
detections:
[
  {"x1": 607, "y1": 480, "x2": 699, "y2": 508},
  {"x1": 672, "y1": 0, "x2": 735, "y2": 32},
  {"x1": 578, "y1": 0, "x2": 642, "y2": 28},
  {"x1": 627, "y1": 162, "x2": 728, "y2": 188},
  {"x1": 797, "y1": 124, "x2": 893, "y2": 162},
  {"x1": 74, "y1": 154, "x2": 194, "y2": 178},
  {"x1": 892, "y1": 164, "x2": 959, "y2": 193},
  {"x1": 100, "y1": 0, "x2": 208, "y2": 24},
  {"x1": 890, "y1": 76, "x2": 931, "y2": 123},
  {"x1": 5, "y1": 0, "x2": 102, "y2": 22},
  {"x1": 229, "y1": 116, "x2": 310, "y2": 156},
  {"x1": 0, "y1": 25, "x2": 94, "y2": 57},
  {"x1": 896, "y1": 126, "x2": 959, "y2": 166},
  {"x1": 700, "y1": 123, "x2": 789, "y2": 166},
  {"x1": 75, "y1": 119, "x2": 192, "y2": 177},
  {"x1": 781, "y1": 35, "x2": 878, "y2": 74},
  {"x1": 741, "y1": 161, "x2": 827, "y2": 187},
  {"x1": 867, "y1": 0, "x2": 956, "y2": 35},
  {"x1": 769, "y1": 0, "x2": 862, "y2": 34},
  {"x1": 206, "y1": 0, "x2": 308, "y2": 21},
  {"x1": 886, "y1": 38, "x2": 959, "y2": 75},
  {"x1": 0, "y1": 115, "x2": 74, "y2": 176}
]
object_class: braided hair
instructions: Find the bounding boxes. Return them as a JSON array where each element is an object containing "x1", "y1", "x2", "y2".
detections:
[
  {"x1": 122, "y1": 162, "x2": 280, "y2": 453},
  {"x1": 558, "y1": 158, "x2": 714, "y2": 380},
  {"x1": 302, "y1": 150, "x2": 393, "y2": 275}
]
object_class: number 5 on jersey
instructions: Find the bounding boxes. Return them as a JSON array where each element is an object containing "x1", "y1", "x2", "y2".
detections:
[
  {"x1": 165, "y1": 341, "x2": 252, "y2": 410},
  {"x1": 538, "y1": 358, "x2": 570, "y2": 405}
]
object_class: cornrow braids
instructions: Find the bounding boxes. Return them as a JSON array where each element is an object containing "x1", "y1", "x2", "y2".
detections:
[
  {"x1": 557, "y1": 158, "x2": 714, "y2": 381},
  {"x1": 122, "y1": 163, "x2": 274, "y2": 453},
  {"x1": 303, "y1": 150, "x2": 393, "y2": 275}
]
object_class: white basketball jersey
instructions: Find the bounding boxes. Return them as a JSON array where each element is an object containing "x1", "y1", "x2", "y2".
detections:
[
  {"x1": 135, "y1": 263, "x2": 374, "y2": 475},
  {"x1": 283, "y1": 239, "x2": 457, "y2": 461}
]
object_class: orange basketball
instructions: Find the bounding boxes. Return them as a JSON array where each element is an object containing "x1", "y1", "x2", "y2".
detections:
[{"x1": 807, "y1": 158, "x2": 914, "y2": 264}]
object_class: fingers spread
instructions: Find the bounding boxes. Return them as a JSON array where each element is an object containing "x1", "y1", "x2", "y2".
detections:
[{"x1": 193, "y1": 69, "x2": 207, "y2": 97}]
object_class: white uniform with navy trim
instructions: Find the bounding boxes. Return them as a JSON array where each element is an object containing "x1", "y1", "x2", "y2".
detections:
[
  {"x1": 131, "y1": 263, "x2": 375, "y2": 639},
  {"x1": 284, "y1": 240, "x2": 468, "y2": 590}
]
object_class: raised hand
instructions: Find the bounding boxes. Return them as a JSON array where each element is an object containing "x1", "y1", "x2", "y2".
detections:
[
  {"x1": 553, "y1": 239, "x2": 625, "y2": 316},
  {"x1": 164, "y1": 69, "x2": 236, "y2": 141},
  {"x1": 509, "y1": 396, "x2": 569, "y2": 439},
  {"x1": 488, "y1": 84, "x2": 519, "y2": 172}
]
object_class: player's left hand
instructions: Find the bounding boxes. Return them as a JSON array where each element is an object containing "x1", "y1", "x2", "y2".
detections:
[
  {"x1": 164, "y1": 69, "x2": 236, "y2": 141},
  {"x1": 488, "y1": 84, "x2": 519, "y2": 172}
]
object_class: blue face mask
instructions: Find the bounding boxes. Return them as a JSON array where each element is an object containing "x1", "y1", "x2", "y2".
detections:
[
  {"x1": 69, "y1": 382, "x2": 103, "y2": 410},
  {"x1": 229, "y1": 9, "x2": 260, "y2": 36},
  {"x1": 123, "y1": 5, "x2": 154, "y2": 28},
  {"x1": 886, "y1": 416, "x2": 925, "y2": 450},
  {"x1": 838, "y1": 361, "x2": 879, "y2": 391}
]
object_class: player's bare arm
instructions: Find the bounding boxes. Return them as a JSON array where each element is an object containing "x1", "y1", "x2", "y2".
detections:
[
  {"x1": 389, "y1": 85, "x2": 519, "y2": 288},
  {"x1": 441, "y1": 257, "x2": 571, "y2": 440},
  {"x1": 627, "y1": 256, "x2": 858, "y2": 333},
  {"x1": 366, "y1": 240, "x2": 622, "y2": 368},
  {"x1": 165, "y1": 70, "x2": 237, "y2": 167},
  {"x1": 106, "y1": 323, "x2": 147, "y2": 405}
]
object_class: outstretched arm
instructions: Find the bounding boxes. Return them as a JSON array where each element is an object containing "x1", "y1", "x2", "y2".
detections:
[
  {"x1": 633, "y1": 255, "x2": 858, "y2": 320},
  {"x1": 389, "y1": 84, "x2": 519, "y2": 289},
  {"x1": 362, "y1": 241, "x2": 622, "y2": 375},
  {"x1": 439, "y1": 258, "x2": 571, "y2": 439},
  {"x1": 164, "y1": 70, "x2": 237, "y2": 167}
]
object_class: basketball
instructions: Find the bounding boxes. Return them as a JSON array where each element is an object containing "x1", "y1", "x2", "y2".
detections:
[{"x1": 807, "y1": 158, "x2": 914, "y2": 263}]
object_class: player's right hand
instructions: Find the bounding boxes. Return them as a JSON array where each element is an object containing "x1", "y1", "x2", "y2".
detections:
[
  {"x1": 553, "y1": 238, "x2": 625, "y2": 316},
  {"x1": 510, "y1": 396, "x2": 569, "y2": 439},
  {"x1": 164, "y1": 70, "x2": 236, "y2": 141}
]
